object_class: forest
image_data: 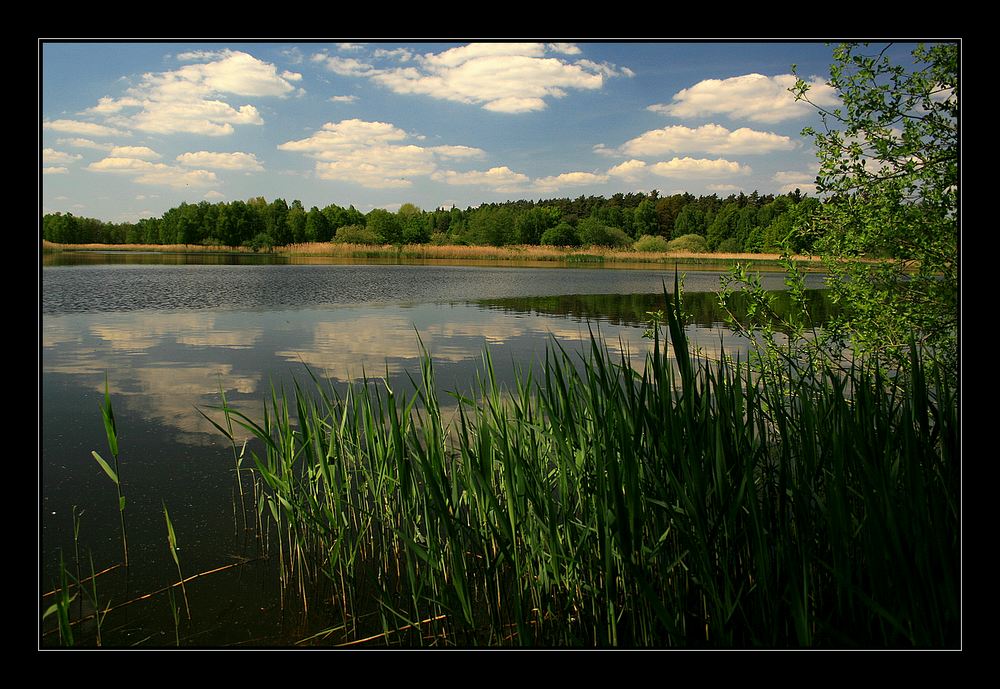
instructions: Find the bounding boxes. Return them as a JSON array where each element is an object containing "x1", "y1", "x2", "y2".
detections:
[{"x1": 42, "y1": 189, "x2": 822, "y2": 255}]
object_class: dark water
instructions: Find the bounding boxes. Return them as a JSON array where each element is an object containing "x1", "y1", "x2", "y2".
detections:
[
  {"x1": 41, "y1": 261, "x2": 826, "y2": 314},
  {"x1": 40, "y1": 258, "x2": 830, "y2": 647}
]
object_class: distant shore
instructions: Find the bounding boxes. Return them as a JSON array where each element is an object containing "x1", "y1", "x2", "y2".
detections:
[{"x1": 42, "y1": 240, "x2": 824, "y2": 268}]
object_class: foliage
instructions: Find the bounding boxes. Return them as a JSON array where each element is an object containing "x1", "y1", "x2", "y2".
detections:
[
  {"x1": 333, "y1": 224, "x2": 379, "y2": 245},
  {"x1": 91, "y1": 376, "x2": 129, "y2": 567},
  {"x1": 400, "y1": 207, "x2": 431, "y2": 244},
  {"x1": 466, "y1": 204, "x2": 517, "y2": 246},
  {"x1": 719, "y1": 256, "x2": 849, "y2": 387},
  {"x1": 632, "y1": 234, "x2": 670, "y2": 252},
  {"x1": 540, "y1": 222, "x2": 581, "y2": 247},
  {"x1": 305, "y1": 207, "x2": 333, "y2": 242},
  {"x1": 45, "y1": 189, "x2": 818, "y2": 255},
  {"x1": 163, "y1": 502, "x2": 191, "y2": 620},
  {"x1": 577, "y1": 217, "x2": 631, "y2": 247},
  {"x1": 365, "y1": 208, "x2": 403, "y2": 245},
  {"x1": 210, "y1": 287, "x2": 957, "y2": 647},
  {"x1": 792, "y1": 42, "x2": 958, "y2": 376},
  {"x1": 666, "y1": 233, "x2": 709, "y2": 253},
  {"x1": 244, "y1": 232, "x2": 275, "y2": 252},
  {"x1": 514, "y1": 206, "x2": 561, "y2": 244}
]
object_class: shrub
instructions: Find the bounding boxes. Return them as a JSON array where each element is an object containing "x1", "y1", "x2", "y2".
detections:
[
  {"x1": 633, "y1": 234, "x2": 670, "y2": 252},
  {"x1": 716, "y1": 237, "x2": 741, "y2": 254},
  {"x1": 602, "y1": 226, "x2": 633, "y2": 249},
  {"x1": 540, "y1": 222, "x2": 581, "y2": 247},
  {"x1": 333, "y1": 224, "x2": 379, "y2": 244},
  {"x1": 244, "y1": 233, "x2": 275, "y2": 252},
  {"x1": 666, "y1": 233, "x2": 709, "y2": 253}
]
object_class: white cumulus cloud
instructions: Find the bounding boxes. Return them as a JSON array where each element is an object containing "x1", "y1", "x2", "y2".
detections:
[
  {"x1": 534, "y1": 171, "x2": 609, "y2": 191},
  {"x1": 431, "y1": 166, "x2": 530, "y2": 192},
  {"x1": 82, "y1": 50, "x2": 299, "y2": 137},
  {"x1": 110, "y1": 145, "x2": 161, "y2": 160},
  {"x1": 88, "y1": 157, "x2": 159, "y2": 172},
  {"x1": 620, "y1": 124, "x2": 796, "y2": 156},
  {"x1": 649, "y1": 73, "x2": 838, "y2": 123},
  {"x1": 56, "y1": 138, "x2": 114, "y2": 151},
  {"x1": 176, "y1": 151, "x2": 264, "y2": 171},
  {"x1": 316, "y1": 43, "x2": 630, "y2": 114},
  {"x1": 43, "y1": 148, "x2": 82, "y2": 165},
  {"x1": 43, "y1": 166, "x2": 69, "y2": 175},
  {"x1": 43, "y1": 119, "x2": 125, "y2": 137},
  {"x1": 176, "y1": 50, "x2": 228, "y2": 61},
  {"x1": 313, "y1": 54, "x2": 377, "y2": 76},
  {"x1": 606, "y1": 159, "x2": 648, "y2": 182},
  {"x1": 773, "y1": 170, "x2": 817, "y2": 195},
  {"x1": 278, "y1": 119, "x2": 484, "y2": 189},
  {"x1": 647, "y1": 157, "x2": 751, "y2": 178},
  {"x1": 373, "y1": 47, "x2": 413, "y2": 61},
  {"x1": 546, "y1": 43, "x2": 582, "y2": 55},
  {"x1": 87, "y1": 156, "x2": 220, "y2": 189}
]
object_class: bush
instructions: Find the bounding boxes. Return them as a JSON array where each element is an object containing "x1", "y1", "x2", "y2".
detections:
[
  {"x1": 540, "y1": 222, "x2": 581, "y2": 247},
  {"x1": 633, "y1": 234, "x2": 670, "y2": 252},
  {"x1": 576, "y1": 218, "x2": 633, "y2": 248},
  {"x1": 666, "y1": 233, "x2": 709, "y2": 253},
  {"x1": 334, "y1": 224, "x2": 379, "y2": 244},
  {"x1": 716, "y1": 237, "x2": 741, "y2": 254},
  {"x1": 602, "y1": 226, "x2": 633, "y2": 249},
  {"x1": 577, "y1": 217, "x2": 616, "y2": 247},
  {"x1": 244, "y1": 233, "x2": 275, "y2": 253}
]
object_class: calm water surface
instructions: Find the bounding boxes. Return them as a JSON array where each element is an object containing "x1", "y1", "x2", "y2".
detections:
[{"x1": 40, "y1": 258, "x2": 828, "y2": 646}]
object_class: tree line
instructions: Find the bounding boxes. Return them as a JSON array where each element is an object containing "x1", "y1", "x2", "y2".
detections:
[{"x1": 43, "y1": 189, "x2": 825, "y2": 255}]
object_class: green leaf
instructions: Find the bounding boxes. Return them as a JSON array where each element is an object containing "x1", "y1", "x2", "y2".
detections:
[
  {"x1": 101, "y1": 375, "x2": 119, "y2": 458},
  {"x1": 91, "y1": 451, "x2": 119, "y2": 485},
  {"x1": 163, "y1": 502, "x2": 180, "y2": 567}
]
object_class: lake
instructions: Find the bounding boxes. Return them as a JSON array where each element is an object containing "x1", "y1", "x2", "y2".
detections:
[{"x1": 40, "y1": 255, "x2": 830, "y2": 647}]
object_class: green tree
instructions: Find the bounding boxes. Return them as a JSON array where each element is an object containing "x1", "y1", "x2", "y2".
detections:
[
  {"x1": 632, "y1": 198, "x2": 660, "y2": 239},
  {"x1": 305, "y1": 206, "x2": 332, "y2": 242},
  {"x1": 577, "y1": 217, "x2": 630, "y2": 248},
  {"x1": 366, "y1": 208, "x2": 403, "y2": 244},
  {"x1": 793, "y1": 42, "x2": 958, "y2": 374},
  {"x1": 706, "y1": 202, "x2": 739, "y2": 251},
  {"x1": 540, "y1": 222, "x2": 580, "y2": 247},
  {"x1": 266, "y1": 199, "x2": 289, "y2": 244},
  {"x1": 673, "y1": 204, "x2": 706, "y2": 236},
  {"x1": 286, "y1": 200, "x2": 307, "y2": 244},
  {"x1": 398, "y1": 203, "x2": 430, "y2": 244}
]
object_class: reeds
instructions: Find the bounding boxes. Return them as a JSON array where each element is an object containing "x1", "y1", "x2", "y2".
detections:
[
  {"x1": 211, "y1": 288, "x2": 958, "y2": 647},
  {"x1": 44, "y1": 239, "x2": 823, "y2": 268},
  {"x1": 162, "y1": 503, "x2": 191, "y2": 621},
  {"x1": 91, "y1": 376, "x2": 128, "y2": 567}
]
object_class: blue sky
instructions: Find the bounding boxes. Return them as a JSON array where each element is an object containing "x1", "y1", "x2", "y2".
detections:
[{"x1": 40, "y1": 41, "x2": 919, "y2": 223}]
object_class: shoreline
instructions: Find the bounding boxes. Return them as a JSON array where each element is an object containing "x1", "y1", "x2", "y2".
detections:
[{"x1": 41, "y1": 240, "x2": 824, "y2": 269}]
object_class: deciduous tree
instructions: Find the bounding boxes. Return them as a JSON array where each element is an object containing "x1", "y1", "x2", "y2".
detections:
[{"x1": 793, "y1": 42, "x2": 958, "y2": 374}]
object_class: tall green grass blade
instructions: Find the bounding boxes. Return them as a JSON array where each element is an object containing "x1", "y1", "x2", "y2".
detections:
[
  {"x1": 163, "y1": 502, "x2": 191, "y2": 620},
  {"x1": 92, "y1": 378, "x2": 128, "y2": 567},
  {"x1": 193, "y1": 284, "x2": 957, "y2": 648},
  {"x1": 90, "y1": 451, "x2": 118, "y2": 485}
]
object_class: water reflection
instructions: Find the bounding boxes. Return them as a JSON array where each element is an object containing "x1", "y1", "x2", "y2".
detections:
[
  {"x1": 40, "y1": 262, "x2": 835, "y2": 645},
  {"x1": 44, "y1": 291, "x2": 825, "y2": 454}
]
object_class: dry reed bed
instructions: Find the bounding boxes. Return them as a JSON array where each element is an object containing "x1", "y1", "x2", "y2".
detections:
[{"x1": 43, "y1": 239, "x2": 822, "y2": 265}]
